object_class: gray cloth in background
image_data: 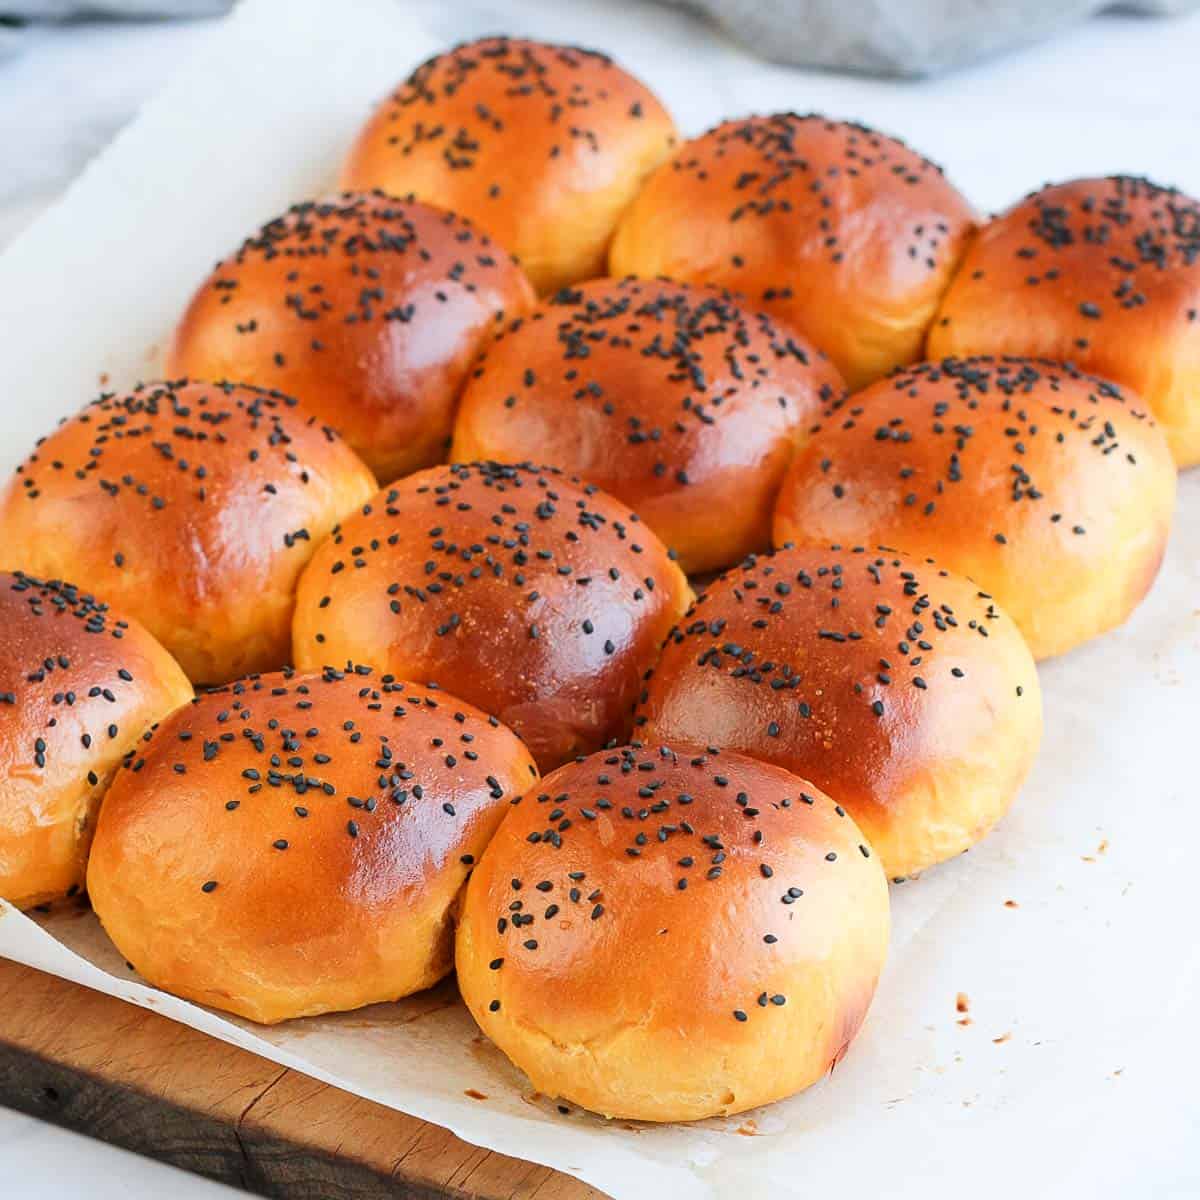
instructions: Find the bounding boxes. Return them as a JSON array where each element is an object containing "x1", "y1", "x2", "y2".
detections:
[
  {"x1": 2, "y1": 0, "x2": 1199, "y2": 76},
  {"x1": 660, "y1": 0, "x2": 1200, "y2": 75},
  {"x1": 0, "y1": 1, "x2": 227, "y2": 58}
]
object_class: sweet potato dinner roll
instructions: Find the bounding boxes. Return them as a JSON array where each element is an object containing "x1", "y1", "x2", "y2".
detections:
[
  {"x1": 0, "y1": 572, "x2": 192, "y2": 909},
  {"x1": 341, "y1": 38, "x2": 677, "y2": 295},
  {"x1": 167, "y1": 193, "x2": 535, "y2": 482},
  {"x1": 609, "y1": 113, "x2": 977, "y2": 389},
  {"x1": 292, "y1": 462, "x2": 691, "y2": 770},
  {"x1": 928, "y1": 175, "x2": 1200, "y2": 466},
  {"x1": 0, "y1": 381, "x2": 376, "y2": 684},
  {"x1": 456, "y1": 743, "x2": 889, "y2": 1121},
  {"x1": 86, "y1": 668, "x2": 537, "y2": 1024},
  {"x1": 451, "y1": 277, "x2": 845, "y2": 573},
  {"x1": 633, "y1": 546, "x2": 1042, "y2": 878},
  {"x1": 773, "y1": 358, "x2": 1177, "y2": 660}
]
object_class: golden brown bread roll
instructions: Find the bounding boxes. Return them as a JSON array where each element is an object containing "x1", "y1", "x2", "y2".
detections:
[
  {"x1": 451, "y1": 277, "x2": 845, "y2": 573},
  {"x1": 0, "y1": 572, "x2": 192, "y2": 909},
  {"x1": 609, "y1": 113, "x2": 977, "y2": 389},
  {"x1": 455, "y1": 742, "x2": 889, "y2": 1121},
  {"x1": 928, "y1": 175, "x2": 1200, "y2": 467},
  {"x1": 86, "y1": 667, "x2": 538, "y2": 1024},
  {"x1": 291, "y1": 462, "x2": 692, "y2": 771},
  {"x1": 773, "y1": 358, "x2": 1177, "y2": 660},
  {"x1": 340, "y1": 38, "x2": 677, "y2": 295},
  {"x1": 167, "y1": 193, "x2": 535, "y2": 483},
  {"x1": 633, "y1": 545, "x2": 1042, "y2": 878},
  {"x1": 0, "y1": 381, "x2": 376, "y2": 685}
]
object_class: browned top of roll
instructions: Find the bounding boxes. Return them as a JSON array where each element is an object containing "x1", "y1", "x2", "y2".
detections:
[
  {"x1": 168, "y1": 192, "x2": 535, "y2": 483},
  {"x1": 92, "y1": 667, "x2": 536, "y2": 911},
  {"x1": 0, "y1": 571, "x2": 192, "y2": 908},
  {"x1": 0, "y1": 380, "x2": 376, "y2": 683},
  {"x1": 462, "y1": 741, "x2": 881, "y2": 1025},
  {"x1": 928, "y1": 175, "x2": 1200, "y2": 465},
  {"x1": 609, "y1": 113, "x2": 977, "y2": 388},
  {"x1": 292, "y1": 461, "x2": 692, "y2": 769},
  {"x1": 341, "y1": 38, "x2": 677, "y2": 294},
  {"x1": 452, "y1": 277, "x2": 845, "y2": 573}
]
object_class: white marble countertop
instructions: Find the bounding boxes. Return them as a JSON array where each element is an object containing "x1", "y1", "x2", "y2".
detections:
[{"x1": 3, "y1": 2, "x2": 1200, "y2": 1196}]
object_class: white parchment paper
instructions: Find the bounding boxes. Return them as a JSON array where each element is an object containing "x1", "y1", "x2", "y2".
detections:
[{"x1": 0, "y1": 1, "x2": 1197, "y2": 1195}]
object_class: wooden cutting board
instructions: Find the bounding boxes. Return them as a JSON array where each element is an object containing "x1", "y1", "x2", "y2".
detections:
[{"x1": 0, "y1": 957, "x2": 608, "y2": 1199}]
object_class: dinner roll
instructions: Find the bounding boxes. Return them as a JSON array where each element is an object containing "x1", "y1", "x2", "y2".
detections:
[
  {"x1": 928, "y1": 175, "x2": 1200, "y2": 466},
  {"x1": 609, "y1": 113, "x2": 977, "y2": 389},
  {"x1": 451, "y1": 277, "x2": 845, "y2": 573},
  {"x1": 292, "y1": 462, "x2": 692, "y2": 770},
  {"x1": 773, "y1": 358, "x2": 1177, "y2": 660},
  {"x1": 167, "y1": 193, "x2": 535, "y2": 483},
  {"x1": 341, "y1": 37, "x2": 677, "y2": 295},
  {"x1": 456, "y1": 742, "x2": 889, "y2": 1121},
  {"x1": 634, "y1": 546, "x2": 1042, "y2": 878},
  {"x1": 86, "y1": 667, "x2": 537, "y2": 1024},
  {"x1": 0, "y1": 572, "x2": 192, "y2": 909},
  {"x1": 0, "y1": 381, "x2": 376, "y2": 685}
]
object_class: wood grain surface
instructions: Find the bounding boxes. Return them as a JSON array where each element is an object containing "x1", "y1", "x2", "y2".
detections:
[{"x1": 0, "y1": 958, "x2": 608, "y2": 1200}]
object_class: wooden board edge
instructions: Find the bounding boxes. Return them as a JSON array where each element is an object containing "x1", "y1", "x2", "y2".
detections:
[
  {"x1": 0, "y1": 1035, "x2": 467, "y2": 1200},
  {"x1": 0, "y1": 959, "x2": 608, "y2": 1200}
]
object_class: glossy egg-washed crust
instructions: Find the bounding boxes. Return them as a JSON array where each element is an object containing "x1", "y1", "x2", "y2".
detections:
[
  {"x1": 341, "y1": 37, "x2": 678, "y2": 295},
  {"x1": 86, "y1": 668, "x2": 538, "y2": 1024},
  {"x1": 0, "y1": 381, "x2": 377, "y2": 685},
  {"x1": 0, "y1": 573, "x2": 192, "y2": 909},
  {"x1": 167, "y1": 193, "x2": 535, "y2": 483},
  {"x1": 609, "y1": 114, "x2": 977, "y2": 389},
  {"x1": 456, "y1": 742, "x2": 889, "y2": 1121},
  {"x1": 773, "y1": 357, "x2": 1177, "y2": 660},
  {"x1": 452, "y1": 277, "x2": 846, "y2": 574},
  {"x1": 929, "y1": 176, "x2": 1200, "y2": 466},
  {"x1": 633, "y1": 546, "x2": 1042, "y2": 878},
  {"x1": 292, "y1": 462, "x2": 692, "y2": 771}
]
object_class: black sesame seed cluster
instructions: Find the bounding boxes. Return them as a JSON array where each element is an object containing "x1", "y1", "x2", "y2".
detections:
[
  {"x1": 381, "y1": 38, "x2": 641, "y2": 183},
  {"x1": 301, "y1": 460, "x2": 675, "y2": 657},
  {"x1": 809, "y1": 356, "x2": 1152, "y2": 540},
  {"x1": 124, "y1": 666, "x2": 534, "y2": 893},
  {"x1": 10, "y1": 379, "x2": 339, "y2": 545},
  {"x1": 477, "y1": 742, "x2": 870, "y2": 1025},
  {"x1": 196, "y1": 192, "x2": 520, "y2": 357},
  {"x1": 937, "y1": 175, "x2": 1200, "y2": 347},
  {"x1": 0, "y1": 572, "x2": 149, "y2": 784},
  {"x1": 636, "y1": 545, "x2": 1012, "y2": 737},
  {"x1": 463, "y1": 278, "x2": 837, "y2": 486},
  {"x1": 666, "y1": 114, "x2": 957, "y2": 274}
]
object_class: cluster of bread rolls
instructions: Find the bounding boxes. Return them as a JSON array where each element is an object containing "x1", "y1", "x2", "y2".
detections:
[{"x1": 0, "y1": 35, "x2": 1188, "y2": 1125}]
